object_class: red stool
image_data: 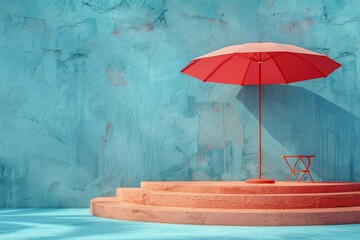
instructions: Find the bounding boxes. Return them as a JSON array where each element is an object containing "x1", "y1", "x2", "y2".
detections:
[{"x1": 282, "y1": 155, "x2": 315, "y2": 182}]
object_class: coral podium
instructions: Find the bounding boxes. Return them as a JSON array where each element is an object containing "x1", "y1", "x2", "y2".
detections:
[{"x1": 91, "y1": 181, "x2": 360, "y2": 226}]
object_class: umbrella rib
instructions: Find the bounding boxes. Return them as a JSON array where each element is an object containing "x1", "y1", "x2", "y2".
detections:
[
  {"x1": 203, "y1": 55, "x2": 234, "y2": 82},
  {"x1": 286, "y1": 52, "x2": 327, "y2": 77},
  {"x1": 262, "y1": 52, "x2": 285, "y2": 62},
  {"x1": 268, "y1": 54, "x2": 288, "y2": 84},
  {"x1": 181, "y1": 59, "x2": 200, "y2": 73},
  {"x1": 234, "y1": 53, "x2": 255, "y2": 85},
  {"x1": 234, "y1": 53, "x2": 254, "y2": 61},
  {"x1": 240, "y1": 58, "x2": 253, "y2": 86}
]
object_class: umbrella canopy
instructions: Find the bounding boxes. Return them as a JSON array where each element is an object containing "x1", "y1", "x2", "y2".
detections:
[{"x1": 181, "y1": 42, "x2": 341, "y2": 183}]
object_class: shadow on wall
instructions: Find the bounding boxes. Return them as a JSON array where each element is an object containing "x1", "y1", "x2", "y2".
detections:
[{"x1": 237, "y1": 85, "x2": 360, "y2": 182}]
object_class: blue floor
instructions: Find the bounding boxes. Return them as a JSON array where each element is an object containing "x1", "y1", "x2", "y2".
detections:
[{"x1": 1, "y1": 209, "x2": 360, "y2": 240}]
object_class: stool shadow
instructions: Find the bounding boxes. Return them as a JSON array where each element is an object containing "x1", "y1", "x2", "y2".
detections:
[{"x1": 236, "y1": 85, "x2": 360, "y2": 181}]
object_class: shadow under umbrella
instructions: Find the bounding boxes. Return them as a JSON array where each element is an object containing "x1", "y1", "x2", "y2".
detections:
[{"x1": 236, "y1": 85, "x2": 360, "y2": 181}]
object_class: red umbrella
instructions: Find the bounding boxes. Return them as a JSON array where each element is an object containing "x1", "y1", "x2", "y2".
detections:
[{"x1": 181, "y1": 42, "x2": 341, "y2": 184}]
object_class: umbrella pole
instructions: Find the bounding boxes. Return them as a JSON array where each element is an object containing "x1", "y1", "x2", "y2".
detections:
[
  {"x1": 245, "y1": 63, "x2": 274, "y2": 184},
  {"x1": 258, "y1": 63, "x2": 262, "y2": 180}
]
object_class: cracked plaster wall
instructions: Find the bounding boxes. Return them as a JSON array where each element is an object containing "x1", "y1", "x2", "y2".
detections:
[{"x1": 0, "y1": 0, "x2": 359, "y2": 207}]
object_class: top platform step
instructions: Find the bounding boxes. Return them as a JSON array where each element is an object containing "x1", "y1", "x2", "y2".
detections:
[{"x1": 141, "y1": 181, "x2": 360, "y2": 194}]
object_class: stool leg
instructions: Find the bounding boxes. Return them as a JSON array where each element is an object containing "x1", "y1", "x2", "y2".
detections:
[
  {"x1": 298, "y1": 157, "x2": 307, "y2": 181},
  {"x1": 287, "y1": 170, "x2": 296, "y2": 181},
  {"x1": 307, "y1": 171, "x2": 315, "y2": 183},
  {"x1": 299, "y1": 171, "x2": 307, "y2": 181},
  {"x1": 283, "y1": 157, "x2": 293, "y2": 182},
  {"x1": 287, "y1": 173, "x2": 292, "y2": 181},
  {"x1": 294, "y1": 172, "x2": 301, "y2": 182},
  {"x1": 293, "y1": 157, "x2": 302, "y2": 182},
  {"x1": 306, "y1": 157, "x2": 315, "y2": 183}
]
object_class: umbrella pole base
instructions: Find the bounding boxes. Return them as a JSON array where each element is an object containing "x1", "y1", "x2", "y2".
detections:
[{"x1": 245, "y1": 178, "x2": 275, "y2": 184}]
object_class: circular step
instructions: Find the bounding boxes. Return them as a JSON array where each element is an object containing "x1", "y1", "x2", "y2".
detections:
[
  {"x1": 90, "y1": 198, "x2": 360, "y2": 226},
  {"x1": 116, "y1": 188, "x2": 360, "y2": 209},
  {"x1": 90, "y1": 181, "x2": 360, "y2": 226},
  {"x1": 141, "y1": 181, "x2": 360, "y2": 194}
]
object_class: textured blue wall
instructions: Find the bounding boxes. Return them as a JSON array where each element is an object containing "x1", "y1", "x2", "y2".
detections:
[{"x1": 0, "y1": 0, "x2": 359, "y2": 207}]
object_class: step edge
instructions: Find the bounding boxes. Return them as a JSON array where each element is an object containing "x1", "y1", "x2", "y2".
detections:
[
  {"x1": 92, "y1": 200, "x2": 360, "y2": 213},
  {"x1": 117, "y1": 187, "x2": 360, "y2": 197}
]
